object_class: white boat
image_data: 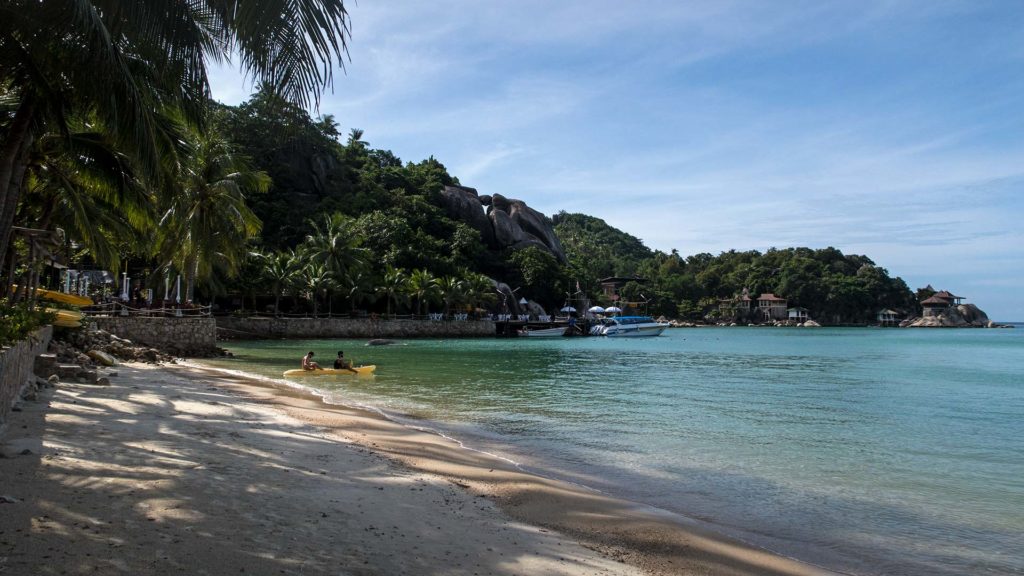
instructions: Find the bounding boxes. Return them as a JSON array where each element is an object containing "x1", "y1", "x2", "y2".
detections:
[
  {"x1": 519, "y1": 326, "x2": 568, "y2": 337},
  {"x1": 598, "y1": 316, "x2": 669, "y2": 337}
]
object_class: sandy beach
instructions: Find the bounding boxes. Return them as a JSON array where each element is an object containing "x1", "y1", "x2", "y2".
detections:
[{"x1": 1, "y1": 362, "x2": 835, "y2": 576}]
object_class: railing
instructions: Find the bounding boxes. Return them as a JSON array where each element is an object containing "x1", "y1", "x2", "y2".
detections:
[{"x1": 82, "y1": 302, "x2": 212, "y2": 317}]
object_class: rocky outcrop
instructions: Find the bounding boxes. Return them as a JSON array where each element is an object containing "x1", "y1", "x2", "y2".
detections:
[
  {"x1": 439, "y1": 185, "x2": 495, "y2": 246},
  {"x1": 903, "y1": 304, "x2": 996, "y2": 327},
  {"x1": 55, "y1": 327, "x2": 178, "y2": 364},
  {"x1": 439, "y1": 186, "x2": 567, "y2": 263},
  {"x1": 490, "y1": 208, "x2": 528, "y2": 246},
  {"x1": 507, "y1": 199, "x2": 566, "y2": 262}
]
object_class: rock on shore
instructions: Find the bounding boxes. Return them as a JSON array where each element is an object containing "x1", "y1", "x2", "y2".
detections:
[{"x1": 903, "y1": 304, "x2": 999, "y2": 327}]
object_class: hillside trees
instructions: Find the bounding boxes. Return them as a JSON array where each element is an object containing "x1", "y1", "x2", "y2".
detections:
[{"x1": 554, "y1": 213, "x2": 916, "y2": 323}]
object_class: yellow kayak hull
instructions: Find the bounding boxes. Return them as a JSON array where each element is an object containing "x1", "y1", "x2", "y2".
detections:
[
  {"x1": 283, "y1": 365, "x2": 376, "y2": 377},
  {"x1": 48, "y1": 308, "x2": 84, "y2": 328},
  {"x1": 13, "y1": 285, "x2": 93, "y2": 307}
]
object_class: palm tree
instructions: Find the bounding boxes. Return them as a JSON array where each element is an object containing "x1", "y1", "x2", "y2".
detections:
[
  {"x1": 17, "y1": 126, "x2": 154, "y2": 272},
  {"x1": 408, "y1": 269, "x2": 440, "y2": 316},
  {"x1": 376, "y1": 266, "x2": 408, "y2": 318},
  {"x1": 0, "y1": 0, "x2": 353, "y2": 273},
  {"x1": 259, "y1": 250, "x2": 300, "y2": 317},
  {"x1": 341, "y1": 270, "x2": 372, "y2": 316},
  {"x1": 303, "y1": 213, "x2": 366, "y2": 281},
  {"x1": 299, "y1": 262, "x2": 335, "y2": 318},
  {"x1": 157, "y1": 130, "x2": 268, "y2": 301},
  {"x1": 463, "y1": 273, "x2": 497, "y2": 314},
  {"x1": 437, "y1": 276, "x2": 466, "y2": 317}
]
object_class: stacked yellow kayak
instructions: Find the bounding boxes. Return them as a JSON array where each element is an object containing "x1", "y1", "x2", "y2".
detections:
[
  {"x1": 283, "y1": 365, "x2": 376, "y2": 377},
  {"x1": 12, "y1": 285, "x2": 93, "y2": 307},
  {"x1": 47, "y1": 308, "x2": 84, "y2": 328}
]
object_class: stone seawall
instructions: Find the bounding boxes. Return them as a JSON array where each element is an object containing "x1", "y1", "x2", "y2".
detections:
[
  {"x1": 0, "y1": 326, "x2": 52, "y2": 430},
  {"x1": 90, "y1": 317, "x2": 217, "y2": 355},
  {"x1": 216, "y1": 317, "x2": 496, "y2": 339}
]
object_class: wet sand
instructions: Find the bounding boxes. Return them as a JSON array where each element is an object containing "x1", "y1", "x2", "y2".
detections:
[{"x1": 0, "y1": 362, "x2": 837, "y2": 575}]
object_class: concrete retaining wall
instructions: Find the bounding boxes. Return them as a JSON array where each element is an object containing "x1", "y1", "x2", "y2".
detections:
[
  {"x1": 216, "y1": 316, "x2": 496, "y2": 339},
  {"x1": 90, "y1": 317, "x2": 217, "y2": 355},
  {"x1": 0, "y1": 326, "x2": 52, "y2": 430}
]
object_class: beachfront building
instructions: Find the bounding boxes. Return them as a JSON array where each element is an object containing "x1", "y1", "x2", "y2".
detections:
[
  {"x1": 920, "y1": 289, "x2": 964, "y2": 317},
  {"x1": 932, "y1": 290, "x2": 964, "y2": 306},
  {"x1": 757, "y1": 293, "x2": 788, "y2": 321},
  {"x1": 921, "y1": 295, "x2": 951, "y2": 317},
  {"x1": 787, "y1": 307, "x2": 809, "y2": 323},
  {"x1": 877, "y1": 309, "x2": 901, "y2": 326},
  {"x1": 718, "y1": 290, "x2": 753, "y2": 321}
]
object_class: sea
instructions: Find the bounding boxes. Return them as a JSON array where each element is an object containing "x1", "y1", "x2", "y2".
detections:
[{"x1": 201, "y1": 325, "x2": 1024, "y2": 575}]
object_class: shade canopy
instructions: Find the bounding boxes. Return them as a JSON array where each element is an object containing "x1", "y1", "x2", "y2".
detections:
[
  {"x1": 588, "y1": 306, "x2": 605, "y2": 313},
  {"x1": 560, "y1": 306, "x2": 577, "y2": 313},
  {"x1": 604, "y1": 306, "x2": 622, "y2": 313}
]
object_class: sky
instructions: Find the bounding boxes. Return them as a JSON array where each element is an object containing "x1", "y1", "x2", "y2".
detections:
[{"x1": 209, "y1": 0, "x2": 1024, "y2": 320}]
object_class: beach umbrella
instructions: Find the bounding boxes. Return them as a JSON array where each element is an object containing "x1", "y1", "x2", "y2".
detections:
[
  {"x1": 605, "y1": 306, "x2": 622, "y2": 313},
  {"x1": 560, "y1": 306, "x2": 576, "y2": 313},
  {"x1": 588, "y1": 306, "x2": 605, "y2": 314}
]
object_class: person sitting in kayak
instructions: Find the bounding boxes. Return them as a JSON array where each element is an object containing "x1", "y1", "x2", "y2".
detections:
[
  {"x1": 302, "y1": 351, "x2": 322, "y2": 371},
  {"x1": 333, "y1": 350, "x2": 357, "y2": 373}
]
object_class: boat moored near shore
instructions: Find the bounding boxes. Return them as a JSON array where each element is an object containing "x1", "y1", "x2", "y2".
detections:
[{"x1": 593, "y1": 316, "x2": 669, "y2": 337}]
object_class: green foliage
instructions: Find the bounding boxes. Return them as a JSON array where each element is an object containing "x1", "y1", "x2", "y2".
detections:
[
  {"x1": 0, "y1": 301, "x2": 56, "y2": 347},
  {"x1": 553, "y1": 212, "x2": 653, "y2": 295},
  {"x1": 508, "y1": 247, "x2": 568, "y2": 309},
  {"x1": 554, "y1": 211, "x2": 916, "y2": 323}
]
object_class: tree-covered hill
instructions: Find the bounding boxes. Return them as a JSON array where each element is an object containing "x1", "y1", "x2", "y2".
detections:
[
  {"x1": 553, "y1": 213, "x2": 918, "y2": 324},
  {"x1": 209, "y1": 91, "x2": 918, "y2": 323}
]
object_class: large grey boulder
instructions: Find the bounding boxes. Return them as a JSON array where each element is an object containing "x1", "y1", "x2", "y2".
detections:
[
  {"x1": 958, "y1": 304, "x2": 989, "y2": 326},
  {"x1": 508, "y1": 200, "x2": 567, "y2": 263},
  {"x1": 440, "y1": 185, "x2": 495, "y2": 246},
  {"x1": 494, "y1": 281, "x2": 522, "y2": 316},
  {"x1": 440, "y1": 187, "x2": 566, "y2": 263},
  {"x1": 509, "y1": 239, "x2": 555, "y2": 253},
  {"x1": 905, "y1": 303, "x2": 992, "y2": 327},
  {"x1": 490, "y1": 209, "x2": 528, "y2": 247},
  {"x1": 490, "y1": 193, "x2": 512, "y2": 214},
  {"x1": 310, "y1": 153, "x2": 337, "y2": 195}
]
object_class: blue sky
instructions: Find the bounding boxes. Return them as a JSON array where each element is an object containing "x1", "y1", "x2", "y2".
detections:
[{"x1": 209, "y1": 1, "x2": 1024, "y2": 320}]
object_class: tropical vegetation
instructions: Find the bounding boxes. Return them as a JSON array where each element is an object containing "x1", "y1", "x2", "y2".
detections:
[
  {"x1": 1, "y1": 1, "x2": 919, "y2": 329},
  {"x1": 553, "y1": 213, "x2": 918, "y2": 324}
]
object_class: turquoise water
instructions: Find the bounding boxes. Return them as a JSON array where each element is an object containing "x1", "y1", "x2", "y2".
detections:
[{"x1": 204, "y1": 327, "x2": 1024, "y2": 575}]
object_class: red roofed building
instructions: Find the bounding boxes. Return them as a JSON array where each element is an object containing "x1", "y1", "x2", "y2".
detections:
[
  {"x1": 757, "y1": 293, "x2": 788, "y2": 321},
  {"x1": 921, "y1": 295, "x2": 951, "y2": 317},
  {"x1": 932, "y1": 290, "x2": 964, "y2": 306}
]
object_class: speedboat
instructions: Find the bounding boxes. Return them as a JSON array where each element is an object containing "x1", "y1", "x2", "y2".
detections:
[
  {"x1": 519, "y1": 326, "x2": 568, "y2": 337},
  {"x1": 598, "y1": 316, "x2": 669, "y2": 337}
]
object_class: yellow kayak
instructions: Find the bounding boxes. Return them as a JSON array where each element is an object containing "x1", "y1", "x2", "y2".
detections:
[
  {"x1": 13, "y1": 285, "x2": 93, "y2": 307},
  {"x1": 283, "y1": 365, "x2": 376, "y2": 377},
  {"x1": 48, "y1": 308, "x2": 84, "y2": 328}
]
